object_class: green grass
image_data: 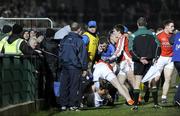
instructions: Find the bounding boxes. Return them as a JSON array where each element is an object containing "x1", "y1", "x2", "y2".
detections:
[
  {"x1": 30, "y1": 87, "x2": 180, "y2": 116},
  {"x1": 30, "y1": 107, "x2": 180, "y2": 116}
]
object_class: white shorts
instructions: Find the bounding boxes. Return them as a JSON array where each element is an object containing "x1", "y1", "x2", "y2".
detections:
[
  {"x1": 118, "y1": 60, "x2": 134, "y2": 76},
  {"x1": 155, "y1": 56, "x2": 174, "y2": 72},
  {"x1": 93, "y1": 62, "x2": 116, "y2": 82}
]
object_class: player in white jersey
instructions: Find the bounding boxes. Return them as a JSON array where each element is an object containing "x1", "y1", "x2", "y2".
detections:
[{"x1": 93, "y1": 60, "x2": 134, "y2": 106}]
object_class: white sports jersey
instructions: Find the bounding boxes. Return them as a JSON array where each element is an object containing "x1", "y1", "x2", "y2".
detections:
[{"x1": 93, "y1": 62, "x2": 116, "y2": 82}]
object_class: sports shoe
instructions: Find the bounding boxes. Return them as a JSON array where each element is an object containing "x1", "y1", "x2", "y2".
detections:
[
  {"x1": 161, "y1": 98, "x2": 168, "y2": 104},
  {"x1": 69, "y1": 107, "x2": 80, "y2": 111},
  {"x1": 131, "y1": 106, "x2": 138, "y2": 111},
  {"x1": 153, "y1": 104, "x2": 162, "y2": 109},
  {"x1": 60, "y1": 106, "x2": 67, "y2": 111}
]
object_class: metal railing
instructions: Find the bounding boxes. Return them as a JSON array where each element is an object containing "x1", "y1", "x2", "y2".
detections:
[{"x1": 0, "y1": 17, "x2": 53, "y2": 29}]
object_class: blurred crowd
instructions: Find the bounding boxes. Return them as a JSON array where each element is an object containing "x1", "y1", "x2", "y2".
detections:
[{"x1": 1, "y1": 0, "x2": 180, "y2": 30}]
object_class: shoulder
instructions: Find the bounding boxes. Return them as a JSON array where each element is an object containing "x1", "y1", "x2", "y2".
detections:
[
  {"x1": 129, "y1": 33, "x2": 136, "y2": 40},
  {"x1": 157, "y1": 31, "x2": 164, "y2": 37},
  {"x1": 175, "y1": 32, "x2": 180, "y2": 37},
  {"x1": 82, "y1": 34, "x2": 89, "y2": 40},
  {"x1": 146, "y1": 29, "x2": 154, "y2": 35},
  {"x1": 108, "y1": 44, "x2": 115, "y2": 50}
]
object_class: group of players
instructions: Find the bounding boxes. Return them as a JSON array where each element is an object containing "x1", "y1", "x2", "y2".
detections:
[{"x1": 81, "y1": 17, "x2": 178, "y2": 111}]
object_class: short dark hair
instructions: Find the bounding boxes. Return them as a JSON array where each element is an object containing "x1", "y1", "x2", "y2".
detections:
[
  {"x1": 163, "y1": 19, "x2": 174, "y2": 27},
  {"x1": 12, "y1": 24, "x2": 23, "y2": 34},
  {"x1": 45, "y1": 28, "x2": 55, "y2": 38},
  {"x1": 137, "y1": 17, "x2": 147, "y2": 26},
  {"x1": 70, "y1": 22, "x2": 81, "y2": 31},
  {"x1": 113, "y1": 24, "x2": 124, "y2": 34},
  {"x1": 99, "y1": 36, "x2": 108, "y2": 44},
  {"x1": 2, "y1": 25, "x2": 12, "y2": 33}
]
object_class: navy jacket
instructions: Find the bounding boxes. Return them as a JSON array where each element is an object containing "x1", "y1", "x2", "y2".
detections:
[
  {"x1": 170, "y1": 32, "x2": 180, "y2": 62},
  {"x1": 59, "y1": 32, "x2": 88, "y2": 70}
]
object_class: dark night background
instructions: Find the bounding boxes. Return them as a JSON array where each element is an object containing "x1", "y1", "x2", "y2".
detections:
[{"x1": 0, "y1": 0, "x2": 180, "y2": 32}]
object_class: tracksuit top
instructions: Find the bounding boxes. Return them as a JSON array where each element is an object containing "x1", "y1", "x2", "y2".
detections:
[{"x1": 172, "y1": 32, "x2": 180, "y2": 61}]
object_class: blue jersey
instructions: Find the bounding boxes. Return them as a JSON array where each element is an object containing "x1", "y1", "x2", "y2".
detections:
[
  {"x1": 101, "y1": 44, "x2": 115, "y2": 60},
  {"x1": 172, "y1": 32, "x2": 180, "y2": 62}
]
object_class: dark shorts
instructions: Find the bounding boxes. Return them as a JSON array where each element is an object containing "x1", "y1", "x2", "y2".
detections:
[{"x1": 134, "y1": 61, "x2": 152, "y2": 76}]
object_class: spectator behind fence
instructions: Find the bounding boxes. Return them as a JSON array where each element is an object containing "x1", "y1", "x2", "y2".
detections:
[
  {"x1": 2, "y1": 25, "x2": 12, "y2": 37},
  {"x1": 0, "y1": 25, "x2": 12, "y2": 52},
  {"x1": 30, "y1": 29, "x2": 37, "y2": 39},
  {"x1": 22, "y1": 30, "x2": 30, "y2": 42},
  {"x1": 59, "y1": 22, "x2": 88, "y2": 111},
  {"x1": 28, "y1": 37, "x2": 38, "y2": 49},
  {"x1": 42, "y1": 28, "x2": 58, "y2": 80},
  {"x1": 41, "y1": 28, "x2": 58, "y2": 108},
  {"x1": 2, "y1": 24, "x2": 39, "y2": 55}
]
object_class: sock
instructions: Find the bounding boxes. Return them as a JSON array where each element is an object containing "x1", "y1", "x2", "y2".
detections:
[
  {"x1": 144, "y1": 88, "x2": 150, "y2": 102},
  {"x1": 152, "y1": 88, "x2": 158, "y2": 105},
  {"x1": 133, "y1": 89, "x2": 140, "y2": 105},
  {"x1": 129, "y1": 89, "x2": 134, "y2": 100}
]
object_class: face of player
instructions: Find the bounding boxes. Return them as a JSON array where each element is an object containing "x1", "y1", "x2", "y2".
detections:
[
  {"x1": 110, "y1": 32, "x2": 119, "y2": 44},
  {"x1": 166, "y1": 23, "x2": 174, "y2": 34},
  {"x1": 101, "y1": 43, "x2": 108, "y2": 51},
  {"x1": 112, "y1": 28, "x2": 121, "y2": 39}
]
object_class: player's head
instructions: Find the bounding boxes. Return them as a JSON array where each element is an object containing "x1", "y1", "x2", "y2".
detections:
[
  {"x1": 112, "y1": 24, "x2": 124, "y2": 38},
  {"x1": 137, "y1": 17, "x2": 147, "y2": 27},
  {"x1": 70, "y1": 22, "x2": 82, "y2": 34},
  {"x1": 108, "y1": 30, "x2": 118, "y2": 44},
  {"x1": 163, "y1": 19, "x2": 174, "y2": 34},
  {"x1": 87, "y1": 20, "x2": 97, "y2": 34},
  {"x1": 99, "y1": 36, "x2": 108, "y2": 51}
]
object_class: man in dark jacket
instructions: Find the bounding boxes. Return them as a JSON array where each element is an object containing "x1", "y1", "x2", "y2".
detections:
[
  {"x1": 59, "y1": 22, "x2": 88, "y2": 111},
  {"x1": 129, "y1": 17, "x2": 160, "y2": 110}
]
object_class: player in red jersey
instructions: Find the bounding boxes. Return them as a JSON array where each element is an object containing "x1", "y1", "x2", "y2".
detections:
[{"x1": 154, "y1": 19, "x2": 175, "y2": 104}]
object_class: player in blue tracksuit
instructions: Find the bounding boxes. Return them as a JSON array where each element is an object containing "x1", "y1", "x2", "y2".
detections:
[
  {"x1": 170, "y1": 32, "x2": 180, "y2": 76},
  {"x1": 59, "y1": 22, "x2": 88, "y2": 111},
  {"x1": 169, "y1": 31, "x2": 180, "y2": 106}
]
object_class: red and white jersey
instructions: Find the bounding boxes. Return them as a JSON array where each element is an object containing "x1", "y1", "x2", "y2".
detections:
[
  {"x1": 110, "y1": 35, "x2": 131, "y2": 62},
  {"x1": 122, "y1": 36, "x2": 132, "y2": 61},
  {"x1": 113, "y1": 35, "x2": 125, "y2": 58},
  {"x1": 157, "y1": 31, "x2": 173, "y2": 57}
]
